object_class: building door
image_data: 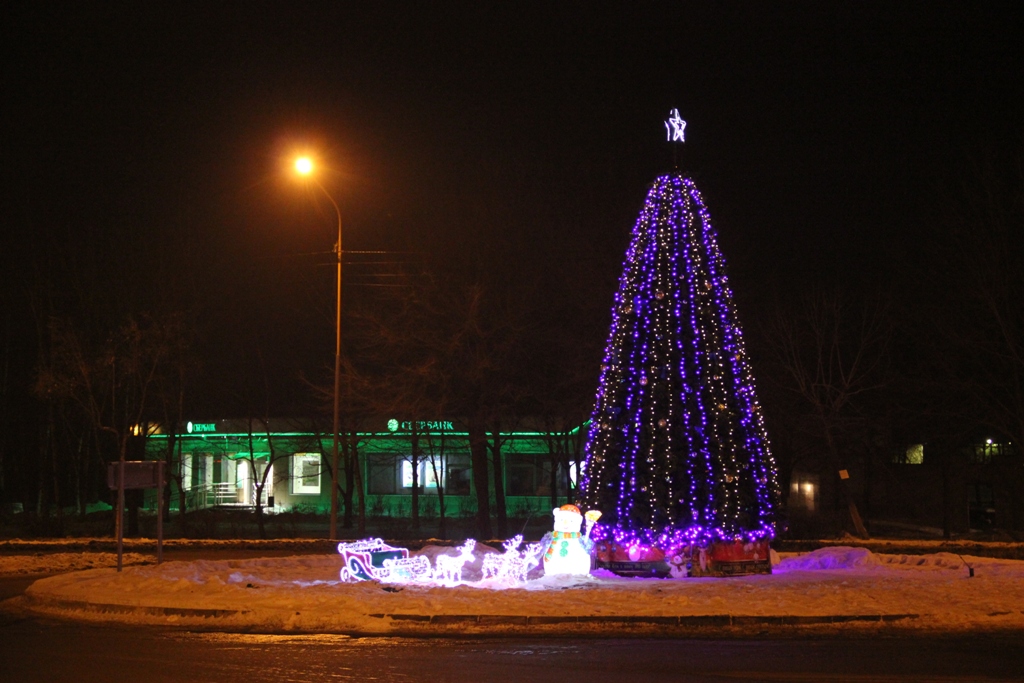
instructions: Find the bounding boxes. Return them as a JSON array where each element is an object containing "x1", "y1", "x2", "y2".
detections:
[{"x1": 239, "y1": 460, "x2": 274, "y2": 507}]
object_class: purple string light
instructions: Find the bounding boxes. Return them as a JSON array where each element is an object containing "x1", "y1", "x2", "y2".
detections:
[{"x1": 581, "y1": 174, "x2": 780, "y2": 548}]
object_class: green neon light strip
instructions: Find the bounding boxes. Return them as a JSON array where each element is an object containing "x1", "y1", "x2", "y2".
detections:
[{"x1": 148, "y1": 429, "x2": 582, "y2": 440}]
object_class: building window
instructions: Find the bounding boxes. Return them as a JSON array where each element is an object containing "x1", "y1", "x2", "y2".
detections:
[
  {"x1": 506, "y1": 454, "x2": 576, "y2": 496},
  {"x1": 187, "y1": 452, "x2": 213, "y2": 489},
  {"x1": 367, "y1": 453, "x2": 473, "y2": 496},
  {"x1": 444, "y1": 456, "x2": 472, "y2": 495},
  {"x1": 972, "y1": 439, "x2": 1013, "y2": 463},
  {"x1": 291, "y1": 453, "x2": 321, "y2": 495},
  {"x1": 904, "y1": 444, "x2": 924, "y2": 465},
  {"x1": 789, "y1": 474, "x2": 818, "y2": 512},
  {"x1": 508, "y1": 458, "x2": 537, "y2": 496},
  {"x1": 401, "y1": 459, "x2": 444, "y2": 489},
  {"x1": 368, "y1": 454, "x2": 398, "y2": 494}
]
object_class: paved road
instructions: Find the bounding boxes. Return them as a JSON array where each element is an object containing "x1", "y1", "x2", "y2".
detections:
[
  {"x1": 2, "y1": 611, "x2": 1022, "y2": 682},
  {"x1": 3, "y1": 572, "x2": 1024, "y2": 682},
  {"x1": 0, "y1": 575, "x2": 38, "y2": 601}
]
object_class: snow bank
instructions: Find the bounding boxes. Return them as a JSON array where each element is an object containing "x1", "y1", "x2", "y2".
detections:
[{"x1": 777, "y1": 546, "x2": 880, "y2": 571}]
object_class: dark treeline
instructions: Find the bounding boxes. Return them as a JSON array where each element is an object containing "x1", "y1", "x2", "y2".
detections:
[
  {"x1": 1, "y1": 151, "x2": 1023, "y2": 539},
  {"x1": 744, "y1": 149, "x2": 1024, "y2": 538}
]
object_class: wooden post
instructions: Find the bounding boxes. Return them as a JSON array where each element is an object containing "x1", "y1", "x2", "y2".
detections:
[
  {"x1": 156, "y1": 461, "x2": 164, "y2": 564},
  {"x1": 116, "y1": 461, "x2": 124, "y2": 572}
]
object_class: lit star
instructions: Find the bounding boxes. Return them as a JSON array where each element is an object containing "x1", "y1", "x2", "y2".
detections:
[{"x1": 664, "y1": 108, "x2": 686, "y2": 142}]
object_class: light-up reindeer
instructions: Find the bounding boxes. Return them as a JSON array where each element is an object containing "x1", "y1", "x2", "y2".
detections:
[
  {"x1": 481, "y1": 535, "x2": 525, "y2": 580},
  {"x1": 507, "y1": 543, "x2": 544, "y2": 584},
  {"x1": 432, "y1": 539, "x2": 476, "y2": 584},
  {"x1": 481, "y1": 536, "x2": 544, "y2": 586}
]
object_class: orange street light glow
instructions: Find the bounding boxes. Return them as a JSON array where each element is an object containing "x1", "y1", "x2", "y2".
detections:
[{"x1": 294, "y1": 156, "x2": 313, "y2": 175}]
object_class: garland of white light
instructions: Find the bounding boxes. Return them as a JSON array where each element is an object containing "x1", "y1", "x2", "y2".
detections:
[{"x1": 580, "y1": 172, "x2": 781, "y2": 552}]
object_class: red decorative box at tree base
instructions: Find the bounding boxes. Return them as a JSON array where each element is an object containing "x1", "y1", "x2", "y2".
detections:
[
  {"x1": 594, "y1": 539, "x2": 772, "y2": 578},
  {"x1": 593, "y1": 541, "x2": 671, "y2": 577},
  {"x1": 687, "y1": 539, "x2": 772, "y2": 577}
]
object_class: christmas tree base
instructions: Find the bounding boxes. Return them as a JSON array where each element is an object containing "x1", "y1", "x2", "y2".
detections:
[
  {"x1": 594, "y1": 539, "x2": 772, "y2": 578},
  {"x1": 593, "y1": 541, "x2": 671, "y2": 577},
  {"x1": 686, "y1": 539, "x2": 772, "y2": 577}
]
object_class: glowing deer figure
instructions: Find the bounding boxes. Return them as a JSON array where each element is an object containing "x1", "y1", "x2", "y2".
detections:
[
  {"x1": 481, "y1": 535, "x2": 524, "y2": 581},
  {"x1": 432, "y1": 539, "x2": 476, "y2": 584},
  {"x1": 479, "y1": 536, "x2": 544, "y2": 586},
  {"x1": 506, "y1": 542, "x2": 544, "y2": 585}
]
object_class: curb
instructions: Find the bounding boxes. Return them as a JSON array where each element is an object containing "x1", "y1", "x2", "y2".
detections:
[
  {"x1": 22, "y1": 595, "x2": 247, "y2": 619},
  {"x1": 20, "y1": 593, "x2": 918, "y2": 628},
  {"x1": 371, "y1": 613, "x2": 919, "y2": 627}
]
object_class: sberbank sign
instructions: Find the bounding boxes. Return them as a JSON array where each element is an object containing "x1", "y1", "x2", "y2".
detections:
[
  {"x1": 387, "y1": 419, "x2": 454, "y2": 432},
  {"x1": 187, "y1": 422, "x2": 217, "y2": 434}
]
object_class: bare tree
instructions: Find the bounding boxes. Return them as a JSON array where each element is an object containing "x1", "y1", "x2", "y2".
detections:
[
  {"x1": 237, "y1": 417, "x2": 297, "y2": 539},
  {"x1": 421, "y1": 425, "x2": 452, "y2": 539},
  {"x1": 487, "y1": 417, "x2": 517, "y2": 538},
  {"x1": 926, "y1": 152, "x2": 1024, "y2": 530},
  {"x1": 348, "y1": 264, "x2": 529, "y2": 539},
  {"x1": 34, "y1": 313, "x2": 186, "y2": 537},
  {"x1": 340, "y1": 427, "x2": 368, "y2": 535},
  {"x1": 763, "y1": 289, "x2": 892, "y2": 539},
  {"x1": 306, "y1": 355, "x2": 375, "y2": 535}
]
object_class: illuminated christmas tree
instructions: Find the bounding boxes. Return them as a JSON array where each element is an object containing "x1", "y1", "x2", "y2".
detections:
[{"x1": 581, "y1": 172, "x2": 780, "y2": 563}]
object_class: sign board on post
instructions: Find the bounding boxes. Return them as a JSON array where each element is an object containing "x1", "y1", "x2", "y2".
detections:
[
  {"x1": 107, "y1": 461, "x2": 167, "y2": 569},
  {"x1": 106, "y1": 461, "x2": 163, "y2": 489}
]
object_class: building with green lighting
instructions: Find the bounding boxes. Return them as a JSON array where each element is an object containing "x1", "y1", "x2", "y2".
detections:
[{"x1": 142, "y1": 417, "x2": 586, "y2": 518}]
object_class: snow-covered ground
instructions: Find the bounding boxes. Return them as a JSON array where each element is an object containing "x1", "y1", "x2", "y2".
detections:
[
  {"x1": 10, "y1": 543, "x2": 1024, "y2": 634},
  {"x1": 0, "y1": 551, "x2": 152, "y2": 575}
]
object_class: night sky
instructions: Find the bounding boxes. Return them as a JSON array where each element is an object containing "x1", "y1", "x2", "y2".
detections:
[{"x1": 2, "y1": 2, "x2": 1022, "y2": 416}]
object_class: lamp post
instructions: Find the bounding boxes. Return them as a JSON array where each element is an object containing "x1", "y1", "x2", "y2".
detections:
[{"x1": 294, "y1": 156, "x2": 343, "y2": 540}]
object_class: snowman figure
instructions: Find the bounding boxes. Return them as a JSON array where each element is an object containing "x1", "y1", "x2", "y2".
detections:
[
  {"x1": 668, "y1": 553, "x2": 689, "y2": 579},
  {"x1": 541, "y1": 504, "x2": 598, "y2": 576}
]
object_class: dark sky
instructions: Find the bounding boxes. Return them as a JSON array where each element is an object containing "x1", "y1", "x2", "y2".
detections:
[{"x1": 2, "y1": 2, "x2": 1023, "y2": 413}]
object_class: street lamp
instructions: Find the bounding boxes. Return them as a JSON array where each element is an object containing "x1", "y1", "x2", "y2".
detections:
[{"x1": 294, "y1": 156, "x2": 343, "y2": 540}]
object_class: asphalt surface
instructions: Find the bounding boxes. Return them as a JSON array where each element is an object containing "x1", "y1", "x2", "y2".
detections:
[
  {"x1": 1, "y1": 619, "x2": 1023, "y2": 682},
  {"x1": 3, "y1": 568, "x2": 1024, "y2": 682}
]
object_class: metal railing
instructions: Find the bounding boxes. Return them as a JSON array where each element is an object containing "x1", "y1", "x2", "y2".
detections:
[{"x1": 179, "y1": 483, "x2": 242, "y2": 511}]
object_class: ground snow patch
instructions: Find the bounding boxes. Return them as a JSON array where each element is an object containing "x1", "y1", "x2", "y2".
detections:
[
  {"x1": 777, "y1": 546, "x2": 879, "y2": 571},
  {"x1": 0, "y1": 552, "x2": 151, "y2": 576},
  {"x1": 17, "y1": 545, "x2": 1024, "y2": 633},
  {"x1": 522, "y1": 572, "x2": 603, "y2": 591}
]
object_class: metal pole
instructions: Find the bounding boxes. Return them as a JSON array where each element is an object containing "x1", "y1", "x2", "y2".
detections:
[
  {"x1": 331, "y1": 219, "x2": 342, "y2": 540},
  {"x1": 315, "y1": 180, "x2": 343, "y2": 541},
  {"x1": 116, "y1": 459, "x2": 124, "y2": 572}
]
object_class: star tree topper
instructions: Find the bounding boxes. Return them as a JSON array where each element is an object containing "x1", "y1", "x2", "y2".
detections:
[{"x1": 665, "y1": 108, "x2": 686, "y2": 142}]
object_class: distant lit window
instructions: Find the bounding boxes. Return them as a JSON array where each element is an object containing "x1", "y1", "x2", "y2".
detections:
[
  {"x1": 505, "y1": 454, "x2": 578, "y2": 496},
  {"x1": 130, "y1": 423, "x2": 161, "y2": 436},
  {"x1": 401, "y1": 459, "x2": 444, "y2": 489},
  {"x1": 291, "y1": 453, "x2": 321, "y2": 494},
  {"x1": 789, "y1": 474, "x2": 818, "y2": 512},
  {"x1": 566, "y1": 463, "x2": 579, "y2": 488},
  {"x1": 972, "y1": 439, "x2": 1013, "y2": 463},
  {"x1": 905, "y1": 444, "x2": 924, "y2": 465}
]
